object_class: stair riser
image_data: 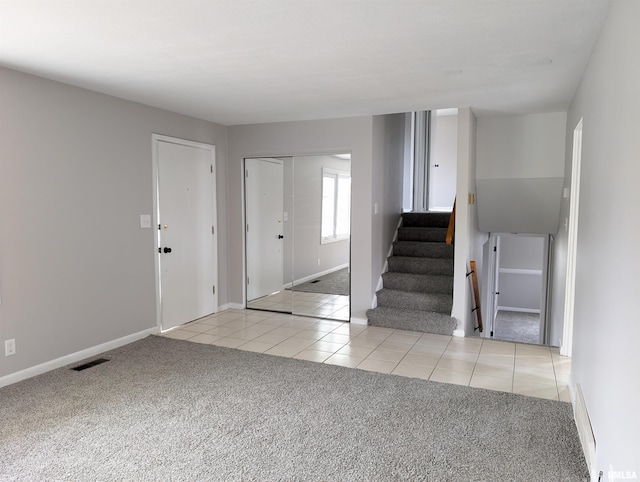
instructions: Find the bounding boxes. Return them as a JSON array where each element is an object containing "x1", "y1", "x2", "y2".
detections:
[
  {"x1": 393, "y1": 241, "x2": 453, "y2": 259},
  {"x1": 382, "y1": 273, "x2": 453, "y2": 294},
  {"x1": 398, "y1": 227, "x2": 448, "y2": 242},
  {"x1": 376, "y1": 290, "x2": 452, "y2": 313},
  {"x1": 402, "y1": 212, "x2": 451, "y2": 228},
  {"x1": 366, "y1": 307, "x2": 455, "y2": 335},
  {"x1": 388, "y1": 257, "x2": 453, "y2": 276}
]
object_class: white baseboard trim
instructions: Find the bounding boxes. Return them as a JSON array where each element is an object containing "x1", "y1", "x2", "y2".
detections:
[
  {"x1": 227, "y1": 303, "x2": 245, "y2": 310},
  {"x1": 497, "y1": 306, "x2": 541, "y2": 314},
  {"x1": 350, "y1": 316, "x2": 368, "y2": 325},
  {"x1": 453, "y1": 329, "x2": 465, "y2": 337},
  {"x1": 0, "y1": 327, "x2": 158, "y2": 388},
  {"x1": 290, "y1": 263, "x2": 349, "y2": 287}
]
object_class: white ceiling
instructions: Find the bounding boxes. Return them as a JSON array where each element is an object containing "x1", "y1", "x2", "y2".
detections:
[{"x1": 0, "y1": 0, "x2": 611, "y2": 126}]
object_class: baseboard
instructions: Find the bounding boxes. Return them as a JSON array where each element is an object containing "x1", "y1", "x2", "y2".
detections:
[
  {"x1": 453, "y1": 329, "x2": 465, "y2": 337},
  {"x1": 290, "y1": 263, "x2": 349, "y2": 287},
  {"x1": 350, "y1": 316, "x2": 368, "y2": 325},
  {"x1": 572, "y1": 382, "x2": 597, "y2": 477},
  {"x1": 497, "y1": 306, "x2": 541, "y2": 314},
  {"x1": 227, "y1": 302, "x2": 245, "y2": 310},
  {"x1": 0, "y1": 327, "x2": 158, "y2": 388}
]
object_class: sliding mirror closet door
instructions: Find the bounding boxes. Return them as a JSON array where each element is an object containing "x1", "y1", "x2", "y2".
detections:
[
  {"x1": 245, "y1": 157, "x2": 293, "y2": 313},
  {"x1": 291, "y1": 154, "x2": 350, "y2": 321}
]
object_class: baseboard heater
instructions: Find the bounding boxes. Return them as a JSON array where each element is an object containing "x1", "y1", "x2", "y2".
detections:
[{"x1": 574, "y1": 383, "x2": 596, "y2": 475}]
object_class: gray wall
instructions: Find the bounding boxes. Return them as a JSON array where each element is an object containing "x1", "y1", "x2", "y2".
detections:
[
  {"x1": 556, "y1": 0, "x2": 640, "y2": 474},
  {"x1": 0, "y1": 67, "x2": 229, "y2": 379},
  {"x1": 497, "y1": 235, "x2": 544, "y2": 311},
  {"x1": 476, "y1": 112, "x2": 566, "y2": 233},
  {"x1": 372, "y1": 114, "x2": 406, "y2": 294},
  {"x1": 227, "y1": 118, "x2": 375, "y2": 321}
]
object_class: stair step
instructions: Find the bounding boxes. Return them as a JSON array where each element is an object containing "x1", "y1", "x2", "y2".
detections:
[
  {"x1": 398, "y1": 227, "x2": 447, "y2": 243},
  {"x1": 382, "y1": 272, "x2": 453, "y2": 294},
  {"x1": 402, "y1": 212, "x2": 451, "y2": 228},
  {"x1": 388, "y1": 256, "x2": 453, "y2": 276},
  {"x1": 366, "y1": 306, "x2": 455, "y2": 335},
  {"x1": 376, "y1": 289, "x2": 452, "y2": 313},
  {"x1": 393, "y1": 241, "x2": 453, "y2": 259}
]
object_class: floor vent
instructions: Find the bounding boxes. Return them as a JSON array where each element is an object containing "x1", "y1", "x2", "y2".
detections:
[
  {"x1": 574, "y1": 383, "x2": 596, "y2": 475},
  {"x1": 71, "y1": 358, "x2": 110, "y2": 371}
]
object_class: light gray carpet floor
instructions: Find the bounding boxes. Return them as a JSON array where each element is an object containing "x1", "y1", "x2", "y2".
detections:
[
  {"x1": 289, "y1": 267, "x2": 350, "y2": 296},
  {"x1": 494, "y1": 310, "x2": 541, "y2": 345},
  {"x1": 0, "y1": 336, "x2": 587, "y2": 481}
]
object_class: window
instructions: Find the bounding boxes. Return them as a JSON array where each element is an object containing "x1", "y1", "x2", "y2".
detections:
[{"x1": 321, "y1": 168, "x2": 351, "y2": 243}]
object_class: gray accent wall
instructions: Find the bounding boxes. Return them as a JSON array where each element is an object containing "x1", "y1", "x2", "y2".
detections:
[
  {"x1": 0, "y1": 66, "x2": 229, "y2": 379},
  {"x1": 476, "y1": 112, "x2": 566, "y2": 234},
  {"x1": 554, "y1": 0, "x2": 640, "y2": 474}
]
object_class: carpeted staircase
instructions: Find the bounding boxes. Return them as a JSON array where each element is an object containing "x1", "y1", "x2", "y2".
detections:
[{"x1": 367, "y1": 212, "x2": 456, "y2": 335}]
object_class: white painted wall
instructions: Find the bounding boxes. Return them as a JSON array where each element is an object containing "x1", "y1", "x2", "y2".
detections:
[
  {"x1": 452, "y1": 108, "x2": 488, "y2": 335},
  {"x1": 555, "y1": 1, "x2": 640, "y2": 476},
  {"x1": 227, "y1": 118, "x2": 374, "y2": 322},
  {"x1": 476, "y1": 112, "x2": 566, "y2": 233},
  {"x1": 0, "y1": 67, "x2": 229, "y2": 380}
]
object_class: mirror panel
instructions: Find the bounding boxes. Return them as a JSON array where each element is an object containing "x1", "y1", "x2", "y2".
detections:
[
  {"x1": 291, "y1": 154, "x2": 350, "y2": 321},
  {"x1": 245, "y1": 157, "x2": 293, "y2": 314},
  {"x1": 245, "y1": 154, "x2": 350, "y2": 321}
]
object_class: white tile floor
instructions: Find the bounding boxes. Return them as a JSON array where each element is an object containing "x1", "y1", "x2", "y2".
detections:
[
  {"x1": 247, "y1": 291, "x2": 350, "y2": 321},
  {"x1": 161, "y1": 308, "x2": 571, "y2": 402}
]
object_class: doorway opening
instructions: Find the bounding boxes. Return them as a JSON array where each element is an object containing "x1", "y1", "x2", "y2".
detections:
[
  {"x1": 407, "y1": 109, "x2": 457, "y2": 213},
  {"x1": 486, "y1": 233, "x2": 551, "y2": 345}
]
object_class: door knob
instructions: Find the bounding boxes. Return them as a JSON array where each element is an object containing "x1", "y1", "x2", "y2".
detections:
[
  {"x1": 278, "y1": 235, "x2": 284, "y2": 239},
  {"x1": 163, "y1": 247, "x2": 172, "y2": 253}
]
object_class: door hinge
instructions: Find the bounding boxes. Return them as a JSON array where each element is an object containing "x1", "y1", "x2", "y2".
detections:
[
  {"x1": 245, "y1": 170, "x2": 248, "y2": 178},
  {"x1": 247, "y1": 277, "x2": 250, "y2": 285},
  {"x1": 212, "y1": 226, "x2": 215, "y2": 235},
  {"x1": 212, "y1": 285, "x2": 216, "y2": 295},
  {"x1": 493, "y1": 246, "x2": 497, "y2": 252},
  {"x1": 246, "y1": 224, "x2": 249, "y2": 232},
  {"x1": 210, "y1": 165, "x2": 213, "y2": 173}
]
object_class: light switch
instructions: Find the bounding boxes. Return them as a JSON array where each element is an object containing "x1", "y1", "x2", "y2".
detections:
[{"x1": 140, "y1": 214, "x2": 152, "y2": 228}]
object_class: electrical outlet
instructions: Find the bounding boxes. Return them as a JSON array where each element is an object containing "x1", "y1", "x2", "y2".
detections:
[{"x1": 5, "y1": 339, "x2": 16, "y2": 357}]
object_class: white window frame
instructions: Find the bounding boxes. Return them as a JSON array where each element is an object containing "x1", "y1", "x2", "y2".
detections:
[{"x1": 321, "y1": 168, "x2": 350, "y2": 244}]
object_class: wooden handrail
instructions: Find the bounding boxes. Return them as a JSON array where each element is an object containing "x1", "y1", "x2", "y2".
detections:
[
  {"x1": 469, "y1": 261, "x2": 483, "y2": 333},
  {"x1": 446, "y1": 198, "x2": 456, "y2": 245}
]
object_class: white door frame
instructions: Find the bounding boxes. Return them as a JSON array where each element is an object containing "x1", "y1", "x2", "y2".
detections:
[
  {"x1": 151, "y1": 134, "x2": 218, "y2": 331},
  {"x1": 561, "y1": 118, "x2": 583, "y2": 357}
]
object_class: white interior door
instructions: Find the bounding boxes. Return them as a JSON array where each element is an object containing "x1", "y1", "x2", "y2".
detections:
[
  {"x1": 156, "y1": 138, "x2": 217, "y2": 331},
  {"x1": 245, "y1": 158, "x2": 284, "y2": 301},
  {"x1": 428, "y1": 110, "x2": 457, "y2": 211}
]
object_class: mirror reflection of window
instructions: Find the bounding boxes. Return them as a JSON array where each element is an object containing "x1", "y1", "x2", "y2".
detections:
[{"x1": 321, "y1": 168, "x2": 351, "y2": 243}]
